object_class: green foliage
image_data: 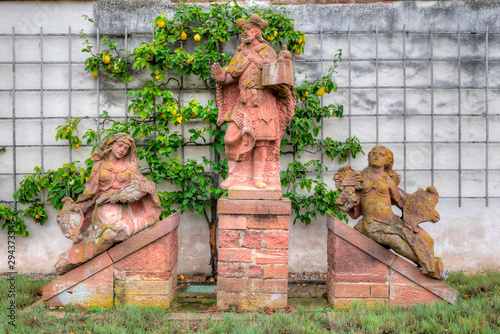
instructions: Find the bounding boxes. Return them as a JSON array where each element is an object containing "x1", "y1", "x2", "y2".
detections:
[
  {"x1": 3, "y1": 2, "x2": 362, "y2": 246},
  {"x1": 1, "y1": 271, "x2": 500, "y2": 333},
  {"x1": 282, "y1": 50, "x2": 363, "y2": 224}
]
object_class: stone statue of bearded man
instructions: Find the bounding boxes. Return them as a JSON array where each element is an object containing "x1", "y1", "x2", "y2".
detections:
[{"x1": 212, "y1": 14, "x2": 295, "y2": 198}]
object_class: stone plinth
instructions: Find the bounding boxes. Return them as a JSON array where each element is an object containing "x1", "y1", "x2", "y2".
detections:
[
  {"x1": 217, "y1": 197, "x2": 291, "y2": 311},
  {"x1": 326, "y1": 214, "x2": 458, "y2": 307},
  {"x1": 43, "y1": 212, "x2": 179, "y2": 308}
]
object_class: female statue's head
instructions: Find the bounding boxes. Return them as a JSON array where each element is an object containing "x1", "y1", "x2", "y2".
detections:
[
  {"x1": 91, "y1": 133, "x2": 137, "y2": 167},
  {"x1": 368, "y1": 145, "x2": 393, "y2": 169},
  {"x1": 367, "y1": 145, "x2": 400, "y2": 185}
]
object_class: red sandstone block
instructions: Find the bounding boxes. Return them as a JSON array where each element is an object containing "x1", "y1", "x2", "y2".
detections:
[
  {"x1": 248, "y1": 215, "x2": 289, "y2": 230},
  {"x1": 218, "y1": 278, "x2": 251, "y2": 292},
  {"x1": 254, "y1": 279, "x2": 288, "y2": 294},
  {"x1": 45, "y1": 266, "x2": 114, "y2": 308},
  {"x1": 390, "y1": 277, "x2": 441, "y2": 306},
  {"x1": 327, "y1": 230, "x2": 336, "y2": 266},
  {"x1": 249, "y1": 265, "x2": 262, "y2": 278},
  {"x1": 114, "y1": 229, "x2": 178, "y2": 272},
  {"x1": 263, "y1": 265, "x2": 288, "y2": 279},
  {"x1": 218, "y1": 198, "x2": 291, "y2": 215},
  {"x1": 327, "y1": 214, "x2": 396, "y2": 267},
  {"x1": 114, "y1": 270, "x2": 173, "y2": 281},
  {"x1": 218, "y1": 230, "x2": 240, "y2": 248},
  {"x1": 371, "y1": 283, "x2": 390, "y2": 298},
  {"x1": 43, "y1": 252, "x2": 113, "y2": 301},
  {"x1": 390, "y1": 259, "x2": 458, "y2": 304},
  {"x1": 218, "y1": 248, "x2": 252, "y2": 263},
  {"x1": 218, "y1": 263, "x2": 245, "y2": 278},
  {"x1": 242, "y1": 231, "x2": 262, "y2": 249},
  {"x1": 334, "y1": 283, "x2": 370, "y2": 298},
  {"x1": 264, "y1": 231, "x2": 289, "y2": 249},
  {"x1": 219, "y1": 215, "x2": 247, "y2": 230},
  {"x1": 256, "y1": 250, "x2": 288, "y2": 264},
  {"x1": 108, "y1": 212, "x2": 180, "y2": 263},
  {"x1": 333, "y1": 237, "x2": 389, "y2": 275},
  {"x1": 333, "y1": 274, "x2": 388, "y2": 283}
]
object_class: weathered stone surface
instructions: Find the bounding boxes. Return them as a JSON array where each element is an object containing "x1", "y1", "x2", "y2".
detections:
[
  {"x1": 213, "y1": 15, "x2": 295, "y2": 194},
  {"x1": 256, "y1": 250, "x2": 288, "y2": 264},
  {"x1": 242, "y1": 231, "x2": 263, "y2": 249},
  {"x1": 218, "y1": 230, "x2": 240, "y2": 248},
  {"x1": 333, "y1": 146, "x2": 446, "y2": 280},
  {"x1": 218, "y1": 278, "x2": 252, "y2": 292},
  {"x1": 326, "y1": 214, "x2": 459, "y2": 307},
  {"x1": 218, "y1": 248, "x2": 253, "y2": 263},
  {"x1": 55, "y1": 134, "x2": 163, "y2": 275},
  {"x1": 43, "y1": 212, "x2": 179, "y2": 308},
  {"x1": 254, "y1": 279, "x2": 287, "y2": 294},
  {"x1": 263, "y1": 265, "x2": 288, "y2": 279},
  {"x1": 219, "y1": 215, "x2": 247, "y2": 230},
  {"x1": 248, "y1": 215, "x2": 290, "y2": 230},
  {"x1": 217, "y1": 197, "x2": 291, "y2": 310},
  {"x1": 45, "y1": 266, "x2": 114, "y2": 308},
  {"x1": 218, "y1": 263, "x2": 246, "y2": 278},
  {"x1": 264, "y1": 231, "x2": 289, "y2": 249},
  {"x1": 115, "y1": 275, "x2": 175, "y2": 307},
  {"x1": 217, "y1": 291, "x2": 287, "y2": 311},
  {"x1": 249, "y1": 265, "x2": 263, "y2": 278},
  {"x1": 43, "y1": 252, "x2": 113, "y2": 301},
  {"x1": 218, "y1": 198, "x2": 291, "y2": 215}
]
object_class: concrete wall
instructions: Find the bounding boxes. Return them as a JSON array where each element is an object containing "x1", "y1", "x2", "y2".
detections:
[{"x1": 1, "y1": 0, "x2": 499, "y2": 274}]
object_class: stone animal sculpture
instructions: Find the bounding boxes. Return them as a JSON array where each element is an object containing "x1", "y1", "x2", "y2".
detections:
[{"x1": 334, "y1": 145, "x2": 447, "y2": 280}]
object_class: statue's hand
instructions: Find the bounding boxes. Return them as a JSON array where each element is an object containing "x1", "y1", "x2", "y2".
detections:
[{"x1": 212, "y1": 62, "x2": 226, "y2": 83}]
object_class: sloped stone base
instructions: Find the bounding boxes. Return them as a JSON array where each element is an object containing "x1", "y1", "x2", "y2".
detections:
[
  {"x1": 326, "y1": 214, "x2": 458, "y2": 307},
  {"x1": 43, "y1": 212, "x2": 179, "y2": 308}
]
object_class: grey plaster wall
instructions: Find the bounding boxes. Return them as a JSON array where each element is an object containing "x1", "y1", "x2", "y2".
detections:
[{"x1": 1, "y1": 1, "x2": 499, "y2": 274}]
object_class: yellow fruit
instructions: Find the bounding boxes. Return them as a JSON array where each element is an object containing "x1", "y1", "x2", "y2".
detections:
[
  {"x1": 301, "y1": 97, "x2": 305, "y2": 101},
  {"x1": 75, "y1": 143, "x2": 80, "y2": 148},
  {"x1": 219, "y1": 37, "x2": 225, "y2": 43},
  {"x1": 140, "y1": 134, "x2": 145, "y2": 138},
  {"x1": 179, "y1": 275, "x2": 185, "y2": 281},
  {"x1": 317, "y1": 87, "x2": 325, "y2": 96},
  {"x1": 35, "y1": 214, "x2": 40, "y2": 219},
  {"x1": 158, "y1": 20, "x2": 165, "y2": 28},
  {"x1": 172, "y1": 109, "x2": 177, "y2": 116},
  {"x1": 91, "y1": 70, "x2": 98, "y2": 78},
  {"x1": 180, "y1": 31, "x2": 187, "y2": 40},
  {"x1": 304, "y1": 91, "x2": 309, "y2": 97},
  {"x1": 327, "y1": 153, "x2": 332, "y2": 158},
  {"x1": 194, "y1": 34, "x2": 201, "y2": 42},
  {"x1": 177, "y1": 115, "x2": 183, "y2": 123},
  {"x1": 156, "y1": 75, "x2": 161, "y2": 80},
  {"x1": 267, "y1": 35, "x2": 274, "y2": 41},
  {"x1": 160, "y1": 113, "x2": 166, "y2": 120},
  {"x1": 103, "y1": 54, "x2": 111, "y2": 64},
  {"x1": 295, "y1": 49, "x2": 301, "y2": 55},
  {"x1": 274, "y1": 31, "x2": 278, "y2": 38}
]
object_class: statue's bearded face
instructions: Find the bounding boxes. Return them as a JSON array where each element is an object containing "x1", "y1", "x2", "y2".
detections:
[{"x1": 242, "y1": 26, "x2": 261, "y2": 44}]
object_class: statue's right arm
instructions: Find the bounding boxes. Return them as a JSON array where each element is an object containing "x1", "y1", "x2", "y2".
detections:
[{"x1": 348, "y1": 191, "x2": 362, "y2": 219}]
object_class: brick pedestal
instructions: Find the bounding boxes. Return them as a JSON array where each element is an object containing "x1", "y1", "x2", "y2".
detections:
[
  {"x1": 43, "y1": 212, "x2": 180, "y2": 308},
  {"x1": 217, "y1": 197, "x2": 291, "y2": 311},
  {"x1": 326, "y1": 214, "x2": 458, "y2": 307}
]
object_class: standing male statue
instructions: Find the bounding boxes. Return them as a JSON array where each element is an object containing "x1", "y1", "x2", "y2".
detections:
[{"x1": 212, "y1": 14, "x2": 296, "y2": 195}]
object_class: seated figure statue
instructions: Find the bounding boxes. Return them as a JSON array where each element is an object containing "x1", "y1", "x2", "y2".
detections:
[
  {"x1": 334, "y1": 145, "x2": 447, "y2": 280},
  {"x1": 55, "y1": 133, "x2": 162, "y2": 274}
]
